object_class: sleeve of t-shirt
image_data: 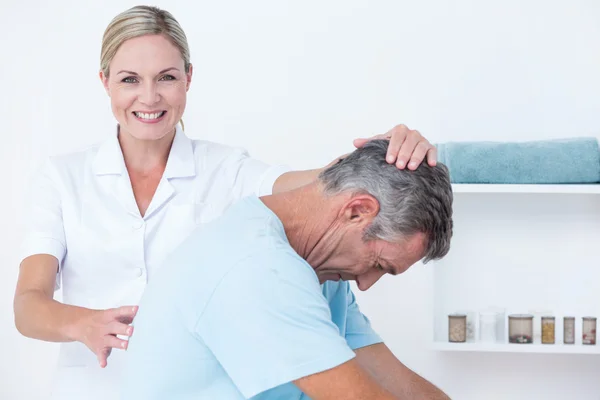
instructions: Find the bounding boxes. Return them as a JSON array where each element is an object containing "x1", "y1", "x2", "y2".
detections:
[
  {"x1": 225, "y1": 147, "x2": 291, "y2": 198},
  {"x1": 194, "y1": 251, "x2": 356, "y2": 399},
  {"x1": 343, "y1": 283, "x2": 384, "y2": 350},
  {"x1": 19, "y1": 157, "x2": 67, "y2": 290}
]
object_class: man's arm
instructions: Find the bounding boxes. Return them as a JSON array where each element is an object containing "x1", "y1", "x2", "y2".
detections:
[
  {"x1": 293, "y1": 358, "x2": 399, "y2": 400},
  {"x1": 273, "y1": 168, "x2": 323, "y2": 194},
  {"x1": 355, "y1": 343, "x2": 450, "y2": 400},
  {"x1": 272, "y1": 124, "x2": 437, "y2": 194}
]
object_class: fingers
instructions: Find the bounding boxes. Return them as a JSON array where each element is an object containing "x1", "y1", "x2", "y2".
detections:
[
  {"x1": 116, "y1": 315, "x2": 136, "y2": 325},
  {"x1": 386, "y1": 129, "x2": 408, "y2": 165},
  {"x1": 382, "y1": 125, "x2": 410, "y2": 165},
  {"x1": 353, "y1": 134, "x2": 387, "y2": 149},
  {"x1": 107, "y1": 320, "x2": 134, "y2": 337},
  {"x1": 103, "y1": 334, "x2": 130, "y2": 351},
  {"x1": 95, "y1": 336, "x2": 129, "y2": 368},
  {"x1": 395, "y1": 132, "x2": 420, "y2": 169},
  {"x1": 97, "y1": 347, "x2": 111, "y2": 368},
  {"x1": 85, "y1": 306, "x2": 139, "y2": 368},
  {"x1": 121, "y1": 305, "x2": 139, "y2": 317},
  {"x1": 353, "y1": 138, "x2": 368, "y2": 148},
  {"x1": 383, "y1": 125, "x2": 436, "y2": 170},
  {"x1": 426, "y1": 146, "x2": 438, "y2": 166},
  {"x1": 354, "y1": 124, "x2": 437, "y2": 170},
  {"x1": 406, "y1": 141, "x2": 432, "y2": 170},
  {"x1": 107, "y1": 305, "x2": 138, "y2": 322}
]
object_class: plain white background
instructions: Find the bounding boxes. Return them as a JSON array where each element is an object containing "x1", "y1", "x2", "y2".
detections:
[{"x1": 2, "y1": 0, "x2": 600, "y2": 399}]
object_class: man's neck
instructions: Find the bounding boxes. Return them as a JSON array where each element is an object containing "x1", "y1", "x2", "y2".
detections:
[{"x1": 260, "y1": 184, "x2": 345, "y2": 269}]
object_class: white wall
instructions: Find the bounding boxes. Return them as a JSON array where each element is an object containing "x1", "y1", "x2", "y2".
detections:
[{"x1": 2, "y1": 0, "x2": 600, "y2": 398}]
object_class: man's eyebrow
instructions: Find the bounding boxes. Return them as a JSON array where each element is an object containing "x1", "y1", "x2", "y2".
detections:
[{"x1": 116, "y1": 67, "x2": 180, "y2": 75}]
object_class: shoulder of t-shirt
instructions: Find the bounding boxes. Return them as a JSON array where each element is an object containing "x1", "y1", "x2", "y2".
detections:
[{"x1": 223, "y1": 246, "x2": 319, "y2": 291}]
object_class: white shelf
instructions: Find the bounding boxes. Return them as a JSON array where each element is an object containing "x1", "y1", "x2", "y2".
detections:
[
  {"x1": 451, "y1": 183, "x2": 600, "y2": 194},
  {"x1": 431, "y1": 193, "x2": 600, "y2": 356},
  {"x1": 432, "y1": 341, "x2": 600, "y2": 355}
]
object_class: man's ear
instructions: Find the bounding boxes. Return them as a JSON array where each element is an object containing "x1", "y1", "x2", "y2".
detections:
[
  {"x1": 99, "y1": 70, "x2": 110, "y2": 96},
  {"x1": 342, "y1": 194, "x2": 379, "y2": 225}
]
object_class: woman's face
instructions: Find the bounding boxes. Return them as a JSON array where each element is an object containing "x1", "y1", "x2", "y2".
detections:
[{"x1": 100, "y1": 34, "x2": 192, "y2": 141}]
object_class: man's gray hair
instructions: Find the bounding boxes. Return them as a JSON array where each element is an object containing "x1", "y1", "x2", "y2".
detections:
[{"x1": 318, "y1": 140, "x2": 453, "y2": 263}]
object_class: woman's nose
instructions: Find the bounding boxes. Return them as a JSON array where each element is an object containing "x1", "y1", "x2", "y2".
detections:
[{"x1": 138, "y1": 82, "x2": 160, "y2": 105}]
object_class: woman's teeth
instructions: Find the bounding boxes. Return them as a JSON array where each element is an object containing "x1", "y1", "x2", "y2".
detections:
[{"x1": 134, "y1": 111, "x2": 165, "y2": 120}]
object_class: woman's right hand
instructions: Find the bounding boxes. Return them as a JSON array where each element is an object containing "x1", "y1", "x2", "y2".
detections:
[
  {"x1": 72, "y1": 305, "x2": 139, "y2": 368},
  {"x1": 15, "y1": 255, "x2": 140, "y2": 368}
]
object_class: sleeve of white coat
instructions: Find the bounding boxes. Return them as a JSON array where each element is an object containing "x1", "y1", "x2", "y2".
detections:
[
  {"x1": 19, "y1": 157, "x2": 66, "y2": 290},
  {"x1": 226, "y1": 148, "x2": 291, "y2": 198}
]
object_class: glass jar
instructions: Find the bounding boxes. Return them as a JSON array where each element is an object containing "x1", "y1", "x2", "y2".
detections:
[
  {"x1": 479, "y1": 311, "x2": 498, "y2": 343},
  {"x1": 455, "y1": 310, "x2": 476, "y2": 341},
  {"x1": 448, "y1": 314, "x2": 467, "y2": 343},
  {"x1": 582, "y1": 317, "x2": 597, "y2": 345},
  {"x1": 563, "y1": 317, "x2": 575, "y2": 344},
  {"x1": 528, "y1": 309, "x2": 552, "y2": 343},
  {"x1": 493, "y1": 308, "x2": 507, "y2": 342},
  {"x1": 508, "y1": 314, "x2": 533, "y2": 344},
  {"x1": 541, "y1": 316, "x2": 555, "y2": 344}
]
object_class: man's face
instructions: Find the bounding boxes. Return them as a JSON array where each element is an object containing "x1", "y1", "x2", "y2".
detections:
[{"x1": 314, "y1": 194, "x2": 427, "y2": 290}]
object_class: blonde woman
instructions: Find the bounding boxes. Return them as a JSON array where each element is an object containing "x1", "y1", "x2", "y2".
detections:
[{"x1": 13, "y1": 5, "x2": 438, "y2": 399}]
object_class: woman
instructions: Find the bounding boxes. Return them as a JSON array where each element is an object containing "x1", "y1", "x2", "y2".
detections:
[{"x1": 13, "y1": 5, "x2": 437, "y2": 400}]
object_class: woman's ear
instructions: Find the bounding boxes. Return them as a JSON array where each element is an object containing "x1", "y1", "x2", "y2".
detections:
[
  {"x1": 185, "y1": 64, "x2": 193, "y2": 92},
  {"x1": 99, "y1": 71, "x2": 110, "y2": 96}
]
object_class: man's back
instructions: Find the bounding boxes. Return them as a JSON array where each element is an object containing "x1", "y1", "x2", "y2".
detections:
[{"x1": 121, "y1": 196, "x2": 381, "y2": 399}]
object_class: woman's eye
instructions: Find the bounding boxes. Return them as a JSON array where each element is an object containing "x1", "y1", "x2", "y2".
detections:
[
  {"x1": 160, "y1": 75, "x2": 176, "y2": 81},
  {"x1": 122, "y1": 76, "x2": 138, "y2": 83}
]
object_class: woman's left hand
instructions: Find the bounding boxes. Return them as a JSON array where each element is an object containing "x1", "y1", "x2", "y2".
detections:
[{"x1": 353, "y1": 124, "x2": 437, "y2": 170}]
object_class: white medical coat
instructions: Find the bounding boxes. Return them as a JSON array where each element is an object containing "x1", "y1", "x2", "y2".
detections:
[{"x1": 19, "y1": 125, "x2": 289, "y2": 399}]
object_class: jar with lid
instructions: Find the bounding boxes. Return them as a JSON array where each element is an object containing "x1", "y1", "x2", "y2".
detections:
[
  {"x1": 508, "y1": 314, "x2": 533, "y2": 344},
  {"x1": 582, "y1": 317, "x2": 596, "y2": 345},
  {"x1": 455, "y1": 310, "x2": 476, "y2": 341},
  {"x1": 448, "y1": 314, "x2": 467, "y2": 343},
  {"x1": 541, "y1": 316, "x2": 555, "y2": 344},
  {"x1": 528, "y1": 309, "x2": 552, "y2": 343},
  {"x1": 563, "y1": 317, "x2": 575, "y2": 344}
]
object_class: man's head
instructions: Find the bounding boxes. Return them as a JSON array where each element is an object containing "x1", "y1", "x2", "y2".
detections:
[{"x1": 314, "y1": 139, "x2": 453, "y2": 290}]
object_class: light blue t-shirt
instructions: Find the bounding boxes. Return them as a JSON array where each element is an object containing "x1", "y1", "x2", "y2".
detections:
[{"x1": 121, "y1": 196, "x2": 382, "y2": 399}]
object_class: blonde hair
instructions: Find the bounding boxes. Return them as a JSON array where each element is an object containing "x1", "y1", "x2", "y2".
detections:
[{"x1": 100, "y1": 5, "x2": 190, "y2": 130}]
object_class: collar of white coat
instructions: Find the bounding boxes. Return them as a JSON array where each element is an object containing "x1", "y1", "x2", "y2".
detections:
[{"x1": 92, "y1": 123, "x2": 196, "y2": 179}]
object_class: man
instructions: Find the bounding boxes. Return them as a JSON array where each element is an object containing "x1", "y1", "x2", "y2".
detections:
[{"x1": 121, "y1": 140, "x2": 454, "y2": 399}]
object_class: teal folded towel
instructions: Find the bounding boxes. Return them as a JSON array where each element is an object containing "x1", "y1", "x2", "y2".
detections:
[{"x1": 436, "y1": 137, "x2": 600, "y2": 184}]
